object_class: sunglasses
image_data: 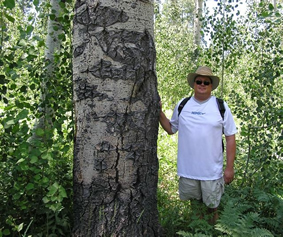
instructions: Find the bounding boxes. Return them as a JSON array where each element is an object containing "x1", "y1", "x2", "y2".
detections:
[{"x1": 195, "y1": 80, "x2": 211, "y2": 86}]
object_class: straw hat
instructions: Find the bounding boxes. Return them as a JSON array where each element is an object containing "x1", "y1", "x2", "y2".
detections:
[{"x1": 187, "y1": 66, "x2": 220, "y2": 91}]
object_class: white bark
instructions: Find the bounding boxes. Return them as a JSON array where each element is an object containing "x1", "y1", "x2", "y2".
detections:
[
  {"x1": 194, "y1": 0, "x2": 203, "y2": 46},
  {"x1": 73, "y1": 0, "x2": 160, "y2": 235},
  {"x1": 73, "y1": 0, "x2": 155, "y2": 184},
  {"x1": 29, "y1": 0, "x2": 63, "y2": 144}
]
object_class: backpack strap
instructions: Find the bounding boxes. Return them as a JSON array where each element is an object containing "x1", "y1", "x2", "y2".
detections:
[
  {"x1": 216, "y1": 98, "x2": 226, "y2": 152},
  {"x1": 216, "y1": 98, "x2": 225, "y2": 120},
  {"x1": 178, "y1": 97, "x2": 191, "y2": 116}
]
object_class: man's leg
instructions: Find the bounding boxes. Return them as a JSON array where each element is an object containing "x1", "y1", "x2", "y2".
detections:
[
  {"x1": 179, "y1": 177, "x2": 222, "y2": 224},
  {"x1": 207, "y1": 207, "x2": 218, "y2": 225},
  {"x1": 201, "y1": 178, "x2": 224, "y2": 224},
  {"x1": 179, "y1": 178, "x2": 204, "y2": 220}
]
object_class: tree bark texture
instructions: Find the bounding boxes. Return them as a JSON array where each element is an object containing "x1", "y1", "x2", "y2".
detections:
[{"x1": 72, "y1": 0, "x2": 160, "y2": 236}]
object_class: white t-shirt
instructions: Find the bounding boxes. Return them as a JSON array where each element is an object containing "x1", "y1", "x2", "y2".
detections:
[{"x1": 170, "y1": 96, "x2": 237, "y2": 180}]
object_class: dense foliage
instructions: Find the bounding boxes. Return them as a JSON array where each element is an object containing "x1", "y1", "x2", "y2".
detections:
[
  {"x1": 0, "y1": 0, "x2": 282, "y2": 236},
  {"x1": 0, "y1": 0, "x2": 74, "y2": 235}
]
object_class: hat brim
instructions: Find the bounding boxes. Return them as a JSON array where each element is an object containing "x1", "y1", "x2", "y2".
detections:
[{"x1": 187, "y1": 73, "x2": 220, "y2": 91}]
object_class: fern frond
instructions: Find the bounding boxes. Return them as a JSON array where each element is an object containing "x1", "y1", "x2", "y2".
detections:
[
  {"x1": 177, "y1": 231, "x2": 212, "y2": 237},
  {"x1": 250, "y1": 227, "x2": 274, "y2": 237}
]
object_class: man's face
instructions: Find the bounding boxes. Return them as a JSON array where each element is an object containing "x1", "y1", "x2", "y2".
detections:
[{"x1": 194, "y1": 76, "x2": 213, "y2": 97}]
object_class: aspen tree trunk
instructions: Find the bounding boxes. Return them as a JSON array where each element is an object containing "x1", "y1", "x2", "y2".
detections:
[
  {"x1": 194, "y1": 0, "x2": 203, "y2": 45},
  {"x1": 29, "y1": 0, "x2": 63, "y2": 144},
  {"x1": 72, "y1": 0, "x2": 160, "y2": 236},
  {"x1": 193, "y1": 0, "x2": 203, "y2": 59}
]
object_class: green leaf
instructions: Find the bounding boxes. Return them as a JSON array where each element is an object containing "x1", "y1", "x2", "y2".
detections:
[
  {"x1": 30, "y1": 84, "x2": 36, "y2": 90},
  {"x1": 16, "y1": 158, "x2": 25, "y2": 164},
  {"x1": 0, "y1": 75, "x2": 5, "y2": 84},
  {"x1": 4, "y1": 104, "x2": 13, "y2": 111},
  {"x1": 10, "y1": 84, "x2": 16, "y2": 90},
  {"x1": 30, "y1": 155, "x2": 38, "y2": 164},
  {"x1": 3, "y1": 228, "x2": 11, "y2": 235},
  {"x1": 35, "y1": 128, "x2": 45, "y2": 136},
  {"x1": 17, "y1": 223, "x2": 24, "y2": 232},
  {"x1": 42, "y1": 196, "x2": 49, "y2": 203},
  {"x1": 13, "y1": 192, "x2": 22, "y2": 200},
  {"x1": 33, "y1": 0, "x2": 40, "y2": 7},
  {"x1": 49, "y1": 203, "x2": 63, "y2": 212},
  {"x1": 33, "y1": 35, "x2": 44, "y2": 42},
  {"x1": 59, "y1": 186, "x2": 67, "y2": 198},
  {"x1": 261, "y1": 11, "x2": 269, "y2": 17},
  {"x1": 27, "y1": 25, "x2": 34, "y2": 35},
  {"x1": 38, "y1": 40, "x2": 45, "y2": 47},
  {"x1": 4, "y1": 119, "x2": 15, "y2": 129},
  {"x1": 26, "y1": 183, "x2": 34, "y2": 190},
  {"x1": 50, "y1": 14, "x2": 56, "y2": 20},
  {"x1": 3, "y1": 0, "x2": 15, "y2": 9},
  {"x1": 42, "y1": 152, "x2": 52, "y2": 160},
  {"x1": 4, "y1": 13, "x2": 15, "y2": 23},
  {"x1": 18, "y1": 39, "x2": 27, "y2": 47},
  {"x1": 42, "y1": 177, "x2": 49, "y2": 184},
  {"x1": 58, "y1": 33, "x2": 66, "y2": 41},
  {"x1": 17, "y1": 109, "x2": 29, "y2": 120},
  {"x1": 59, "y1": 1, "x2": 65, "y2": 8},
  {"x1": 20, "y1": 85, "x2": 28, "y2": 93},
  {"x1": 48, "y1": 183, "x2": 59, "y2": 196},
  {"x1": 34, "y1": 174, "x2": 41, "y2": 180}
]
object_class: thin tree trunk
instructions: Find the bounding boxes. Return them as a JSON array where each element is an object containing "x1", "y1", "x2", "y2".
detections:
[
  {"x1": 72, "y1": 0, "x2": 160, "y2": 236},
  {"x1": 193, "y1": 0, "x2": 203, "y2": 59},
  {"x1": 29, "y1": 0, "x2": 63, "y2": 144}
]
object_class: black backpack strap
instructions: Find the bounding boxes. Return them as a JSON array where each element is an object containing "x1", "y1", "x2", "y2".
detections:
[
  {"x1": 216, "y1": 98, "x2": 226, "y2": 152},
  {"x1": 216, "y1": 98, "x2": 225, "y2": 120},
  {"x1": 178, "y1": 97, "x2": 191, "y2": 116}
]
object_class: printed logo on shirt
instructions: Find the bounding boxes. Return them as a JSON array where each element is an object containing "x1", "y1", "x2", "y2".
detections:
[{"x1": 191, "y1": 111, "x2": 205, "y2": 115}]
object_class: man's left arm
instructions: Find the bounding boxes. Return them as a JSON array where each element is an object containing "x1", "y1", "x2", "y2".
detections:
[{"x1": 224, "y1": 134, "x2": 236, "y2": 184}]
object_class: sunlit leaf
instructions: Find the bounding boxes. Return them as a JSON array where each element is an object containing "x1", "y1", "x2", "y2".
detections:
[
  {"x1": 4, "y1": 119, "x2": 15, "y2": 128},
  {"x1": 48, "y1": 183, "x2": 59, "y2": 196},
  {"x1": 42, "y1": 196, "x2": 49, "y2": 203},
  {"x1": 42, "y1": 152, "x2": 52, "y2": 160},
  {"x1": 18, "y1": 39, "x2": 27, "y2": 47},
  {"x1": 16, "y1": 158, "x2": 25, "y2": 164},
  {"x1": 17, "y1": 223, "x2": 24, "y2": 232}
]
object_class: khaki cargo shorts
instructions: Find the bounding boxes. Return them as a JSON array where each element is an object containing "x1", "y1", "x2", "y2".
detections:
[{"x1": 179, "y1": 177, "x2": 224, "y2": 208}]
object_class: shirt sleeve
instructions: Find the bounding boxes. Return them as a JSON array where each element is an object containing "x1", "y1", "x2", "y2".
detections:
[
  {"x1": 223, "y1": 102, "x2": 238, "y2": 136},
  {"x1": 170, "y1": 99, "x2": 184, "y2": 134}
]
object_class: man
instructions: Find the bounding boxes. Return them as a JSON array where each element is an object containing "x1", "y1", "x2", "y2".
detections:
[{"x1": 159, "y1": 66, "x2": 237, "y2": 224}]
